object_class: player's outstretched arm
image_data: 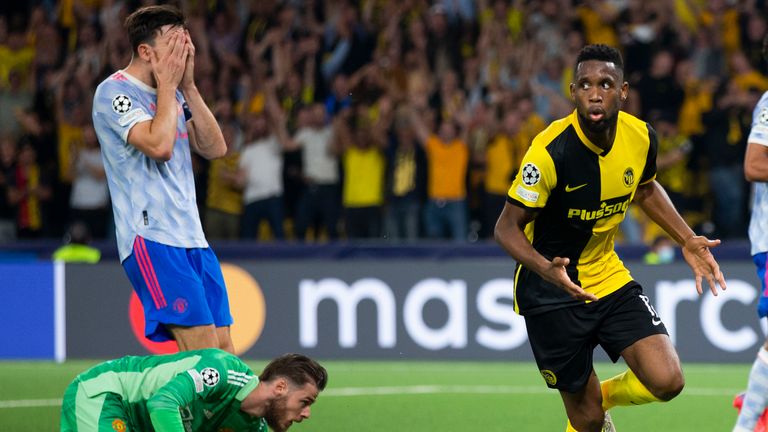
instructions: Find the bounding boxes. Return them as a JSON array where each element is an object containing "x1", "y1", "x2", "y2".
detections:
[
  {"x1": 635, "y1": 180, "x2": 727, "y2": 295},
  {"x1": 494, "y1": 202, "x2": 597, "y2": 302},
  {"x1": 181, "y1": 30, "x2": 227, "y2": 160}
]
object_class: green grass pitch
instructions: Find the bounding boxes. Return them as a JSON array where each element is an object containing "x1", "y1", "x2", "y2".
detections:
[{"x1": 0, "y1": 360, "x2": 750, "y2": 431}]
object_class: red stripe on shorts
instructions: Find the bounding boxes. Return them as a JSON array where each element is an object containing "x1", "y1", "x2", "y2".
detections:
[
  {"x1": 138, "y1": 237, "x2": 167, "y2": 308},
  {"x1": 134, "y1": 236, "x2": 166, "y2": 309}
]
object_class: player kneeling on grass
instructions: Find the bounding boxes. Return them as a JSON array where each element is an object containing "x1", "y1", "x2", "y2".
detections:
[{"x1": 61, "y1": 349, "x2": 327, "y2": 432}]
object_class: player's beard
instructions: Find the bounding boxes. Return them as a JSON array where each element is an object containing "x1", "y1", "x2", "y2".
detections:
[
  {"x1": 265, "y1": 395, "x2": 291, "y2": 432},
  {"x1": 577, "y1": 109, "x2": 617, "y2": 134}
]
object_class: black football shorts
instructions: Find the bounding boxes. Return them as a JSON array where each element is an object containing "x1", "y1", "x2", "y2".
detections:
[{"x1": 524, "y1": 281, "x2": 668, "y2": 393}]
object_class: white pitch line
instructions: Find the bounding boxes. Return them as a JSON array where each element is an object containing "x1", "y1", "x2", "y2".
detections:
[
  {"x1": 0, "y1": 399, "x2": 63, "y2": 409},
  {"x1": 327, "y1": 364, "x2": 538, "y2": 372},
  {"x1": 322, "y1": 385, "x2": 746, "y2": 397},
  {"x1": 0, "y1": 385, "x2": 745, "y2": 409},
  {"x1": 323, "y1": 385, "x2": 547, "y2": 396},
  {"x1": 327, "y1": 364, "x2": 746, "y2": 374}
]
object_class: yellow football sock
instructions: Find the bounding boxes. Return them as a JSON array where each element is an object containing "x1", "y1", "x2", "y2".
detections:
[
  {"x1": 566, "y1": 420, "x2": 579, "y2": 431},
  {"x1": 600, "y1": 369, "x2": 660, "y2": 411}
]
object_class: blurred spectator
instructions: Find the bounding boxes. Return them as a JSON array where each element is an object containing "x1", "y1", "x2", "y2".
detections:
[
  {"x1": 430, "y1": 69, "x2": 465, "y2": 123},
  {"x1": 0, "y1": 69, "x2": 33, "y2": 138},
  {"x1": 643, "y1": 235, "x2": 676, "y2": 265},
  {"x1": 7, "y1": 140, "x2": 51, "y2": 238},
  {"x1": 0, "y1": 135, "x2": 16, "y2": 242},
  {"x1": 320, "y1": 2, "x2": 374, "y2": 84},
  {"x1": 52, "y1": 221, "x2": 101, "y2": 264},
  {"x1": 336, "y1": 103, "x2": 389, "y2": 240},
  {"x1": 730, "y1": 50, "x2": 768, "y2": 93},
  {"x1": 0, "y1": 18, "x2": 34, "y2": 88},
  {"x1": 697, "y1": 79, "x2": 754, "y2": 238},
  {"x1": 619, "y1": 206, "x2": 644, "y2": 245},
  {"x1": 462, "y1": 55, "x2": 485, "y2": 109},
  {"x1": 577, "y1": 0, "x2": 619, "y2": 47},
  {"x1": 742, "y1": 13, "x2": 768, "y2": 72},
  {"x1": 634, "y1": 50, "x2": 684, "y2": 122},
  {"x1": 53, "y1": 65, "x2": 91, "y2": 234},
  {"x1": 699, "y1": 0, "x2": 741, "y2": 56},
  {"x1": 675, "y1": 57, "x2": 716, "y2": 138},
  {"x1": 410, "y1": 104, "x2": 470, "y2": 242},
  {"x1": 205, "y1": 118, "x2": 243, "y2": 241},
  {"x1": 426, "y1": 4, "x2": 463, "y2": 79},
  {"x1": 466, "y1": 102, "x2": 493, "y2": 240},
  {"x1": 688, "y1": 23, "x2": 727, "y2": 80},
  {"x1": 644, "y1": 114, "x2": 695, "y2": 242},
  {"x1": 528, "y1": 0, "x2": 571, "y2": 59},
  {"x1": 324, "y1": 73, "x2": 353, "y2": 118},
  {"x1": 209, "y1": 9, "x2": 242, "y2": 63},
  {"x1": 617, "y1": 0, "x2": 660, "y2": 79},
  {"x1": 384, "y1": 112, "x2": 425, "y2": 241},
  {"x1": 272, "y1": 29, "x2": 320, "y2": 225},
  {"x1": 289, "y1": 104, "x2": 341, "y2": 242},
  {"x1": 654, "y1": 115, "x2": 694, "y2": 211},
  {"x1": 531, "y1": 55, "x2": 570, "y2": 121},
  {"x1": 68, "y1": 124, "x2": 108, "y2": 239},
  {"x1": 481, "y1": 109, "x2": 527, "y2": 238},
  {"x1": 74, "y1": 22, "x2": 103, "y2": 79},
  {"x1": 237, "y1": 102, "x2": 293, "y2": 241}
]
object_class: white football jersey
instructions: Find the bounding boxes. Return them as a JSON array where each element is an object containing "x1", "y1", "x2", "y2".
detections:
[
  {"x1": 92, "y1": 70, "x2": 208, "y2": 262},
  {"x1": 748, "y1": 91, "x2": 768, "y2": 256}
]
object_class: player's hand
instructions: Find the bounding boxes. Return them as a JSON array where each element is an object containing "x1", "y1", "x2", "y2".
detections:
[
  {"x1": 180, "y1": 30, "x2": 196, "y2": 92},
  {"x1": 682, "y1": 235, "x2": 727, "y2": 296},
  {"x1": 544, "y1": 257, "x2": 598, "y2": 302},
  {"x1": 150, "y1": 30, "x2": 188, "y2": 90}
]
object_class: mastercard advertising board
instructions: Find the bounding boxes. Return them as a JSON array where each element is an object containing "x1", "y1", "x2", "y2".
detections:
[{"x1": 58, "y1": 259, "x2": 768, "y2": 363}]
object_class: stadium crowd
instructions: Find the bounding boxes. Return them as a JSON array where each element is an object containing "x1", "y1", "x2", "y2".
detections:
[{"x1": 0, "y1": 0, "x2": 765, "y2": 244}]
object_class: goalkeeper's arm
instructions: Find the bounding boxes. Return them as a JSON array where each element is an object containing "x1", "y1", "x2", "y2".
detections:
[{"x1": 146, "y1": 372, "x2": 199, "y2": 431}]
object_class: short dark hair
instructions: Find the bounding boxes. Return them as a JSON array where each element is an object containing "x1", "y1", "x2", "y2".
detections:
[
  {"x1": 260, "y1": 353, "x2": 328, "y2": 391},
  {"x1": 124, "y1": 5, "x2": 186, "y2": 54},
  {"x1": 575, "y1": 44, "x2": 624, "y2": 72}
]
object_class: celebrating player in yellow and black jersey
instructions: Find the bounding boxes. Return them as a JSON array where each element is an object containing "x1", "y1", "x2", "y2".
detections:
[
  {"x1": 509, "y1": 104, "x2": 656, "y2": 313},
  {"x1": 495, "y1": 45, "x2": 728, "y2": 432}
]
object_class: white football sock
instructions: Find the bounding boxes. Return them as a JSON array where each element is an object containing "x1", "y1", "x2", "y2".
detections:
[{"x1": 735, "y1": 347, "x2": 768, "y2": 431}]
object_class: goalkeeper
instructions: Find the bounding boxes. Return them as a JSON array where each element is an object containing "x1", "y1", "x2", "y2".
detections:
[{"x1": 61, "y1": 349, "x2": 327, "y2": 432}]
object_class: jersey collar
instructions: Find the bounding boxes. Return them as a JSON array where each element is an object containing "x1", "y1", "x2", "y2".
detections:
[
  {"x1": 569, "y1": 110, "x2": 609, "y2": 156},
  {"x1": 236, "y1": 376, "x2": 260, "y2": 402},
  {"x1": 120, "y1": 69, "x2": 157, "y2": 95}
]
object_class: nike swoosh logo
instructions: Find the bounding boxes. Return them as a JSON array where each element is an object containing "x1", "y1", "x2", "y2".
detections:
[
  {"x1": 565, "y1": 183, "x2": 588, "y2": 192},
  {"x1": 652, "y1": 317, "x2": 662, "y2": 326}
]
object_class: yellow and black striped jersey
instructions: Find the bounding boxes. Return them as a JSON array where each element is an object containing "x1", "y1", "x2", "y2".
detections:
[{"x1": 507, "y1": 110, "x2": 657, "y2": 315}]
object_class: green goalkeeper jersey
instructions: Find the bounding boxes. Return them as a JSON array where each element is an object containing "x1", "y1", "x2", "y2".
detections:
[{"x1": 70, "y1": 348, "x2": 267, "y2": 432}]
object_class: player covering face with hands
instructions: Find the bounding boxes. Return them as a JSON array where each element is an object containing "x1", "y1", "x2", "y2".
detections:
[
  {"x1": 141, "y1": 20, "x2": 196, "y2": 100},
  {"x1": 92, "y1": 5, "x2": 232, "y2": 353},
  {"x1": 61, "y1": 350, "x2": 327, "y2": 432}
]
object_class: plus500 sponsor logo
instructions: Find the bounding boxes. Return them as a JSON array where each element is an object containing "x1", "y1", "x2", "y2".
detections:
[{"x1": 298, "y1": 277, "x2": 765, "y2": 353}]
